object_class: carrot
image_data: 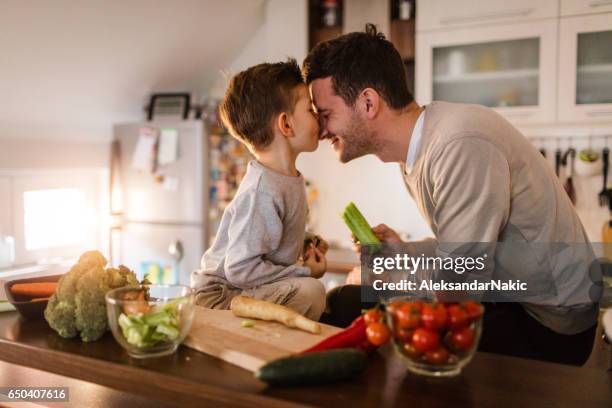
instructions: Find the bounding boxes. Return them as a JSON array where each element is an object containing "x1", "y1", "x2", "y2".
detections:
[
  {"x1": 10, "y1": 282, "x2": 57, "y2": 298},
  {"x1": 30, "y1": 297, "x2": 50, "y2": 303}
]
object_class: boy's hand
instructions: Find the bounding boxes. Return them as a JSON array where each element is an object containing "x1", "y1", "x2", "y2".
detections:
[
  {"x1": 303, "y1": 245, "x2": 326, "y2": 279},
  {"x1": 314, "y1": 235, "x2": 329, "y2": 254},
  {"x1": 303, "y1": 235, "x2": 329, "y2": 259}
]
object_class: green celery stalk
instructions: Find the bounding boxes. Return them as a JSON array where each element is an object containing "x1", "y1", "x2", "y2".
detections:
[{"x1": 342, "y1": 202, "x2": 382, "y2": 253}]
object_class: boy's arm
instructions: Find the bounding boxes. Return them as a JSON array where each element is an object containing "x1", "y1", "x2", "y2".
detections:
[{"x1": 224, "y1": 191, "x2": 311, "y2": 289}]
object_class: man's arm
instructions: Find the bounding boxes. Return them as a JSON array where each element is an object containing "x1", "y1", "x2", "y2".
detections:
[{"x1": 363, "y1": 136, "x2": 511, "y2": 294}]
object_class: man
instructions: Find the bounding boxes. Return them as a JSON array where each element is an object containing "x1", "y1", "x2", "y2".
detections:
[{"x1": 304, "y1": 24, "x2": 600, "y2": 365}]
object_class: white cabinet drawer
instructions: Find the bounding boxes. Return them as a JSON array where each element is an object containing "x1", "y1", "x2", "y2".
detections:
[
  {"x1": 561, "y1": 0, "x2": 612, "y2": 16},
  {"x1": 417, "y1": 0, "x2": 559, "y2": 32}
]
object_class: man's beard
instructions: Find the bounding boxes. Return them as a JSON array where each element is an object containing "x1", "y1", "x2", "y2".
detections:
[{"x1": 337, "y1": 112, "x2": 378, "y2": 163}]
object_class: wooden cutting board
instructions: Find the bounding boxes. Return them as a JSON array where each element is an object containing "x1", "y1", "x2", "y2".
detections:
[{"x1": 183, "y1": 306, "x2": 341, "y2": 372}]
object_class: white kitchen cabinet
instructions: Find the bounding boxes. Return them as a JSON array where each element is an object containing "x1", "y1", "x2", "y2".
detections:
[
  {"x1": 558, "y1": 13, "x2": 612, "y2": 122},
  {"x1": 417, "y1": 0, "x2": 558, "y2": 32},
  {"x1": 416, "y1": 20, "x2": 558, "y2": 124},
  {"x1": 561, "y1": 0, "x2": 612, "y2": 16}
]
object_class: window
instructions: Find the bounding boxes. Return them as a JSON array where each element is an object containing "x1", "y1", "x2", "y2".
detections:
[
  {"x1": 23, "y1": 188, "x2": 91, "y2": 250},
  {"x1": 6, "y1": 170, "x2": 108, "y2": 266}
]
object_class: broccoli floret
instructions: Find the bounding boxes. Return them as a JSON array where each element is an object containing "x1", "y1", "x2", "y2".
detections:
[
  {"x1": 44, "y1": 251, "x2": 106, "y2": 338},
  {"x1": 74, "y1": 264, "x2": 109, "y2": 342},
  {"x1": 44, "y1": 250, "x2": 139, "y2": 342}
]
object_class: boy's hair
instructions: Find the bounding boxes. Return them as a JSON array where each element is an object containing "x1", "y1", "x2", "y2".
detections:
[
  {"x1": 302, "y1": 23, "x2": 413, "y2": 110},
  {"x1": 219, "y1": 59, "x2": 303, "y2": 150}
]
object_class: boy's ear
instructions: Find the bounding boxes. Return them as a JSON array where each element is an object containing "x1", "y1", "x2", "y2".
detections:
[
  {"x1": 276, "y1": 112, "x2": 294, "y2": 138},
  {"x1": 358, "y1": 88, "x2": 380, "y2": 119}
]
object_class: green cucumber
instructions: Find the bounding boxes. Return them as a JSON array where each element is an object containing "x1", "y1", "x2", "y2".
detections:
[{"x1": 255, "y1": 349, "x2": 367, "y2": 386}]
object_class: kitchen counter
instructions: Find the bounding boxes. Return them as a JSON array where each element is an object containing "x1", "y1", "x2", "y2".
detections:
[
  {"x1": 325, "y1": 248, "x2": 359, "y2": 274},
  {"x1": 0, "y1": 311, "x2": 610, "y2": 408}
]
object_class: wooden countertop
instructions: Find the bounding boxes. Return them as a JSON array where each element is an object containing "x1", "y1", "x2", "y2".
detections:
[{"x1": 0, "y1": 311, "x2": 611, "y2": 407}]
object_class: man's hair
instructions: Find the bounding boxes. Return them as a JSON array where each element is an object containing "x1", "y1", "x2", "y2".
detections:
[
  {"x1": 303, "y1": 23, "x2": 413, "y2": 110},
  {"x1": 220, "y1": 59, "x2": 303, "y2": 150}
]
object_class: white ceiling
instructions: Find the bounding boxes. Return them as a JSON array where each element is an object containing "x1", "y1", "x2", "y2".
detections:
[{"x1": 0, "y1": 0, "x2": 266, "y2": 142}]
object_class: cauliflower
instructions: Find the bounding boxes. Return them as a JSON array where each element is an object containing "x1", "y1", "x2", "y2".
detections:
[{"x1": 44, "y1": 251, "x2": 139, "y2": 342}]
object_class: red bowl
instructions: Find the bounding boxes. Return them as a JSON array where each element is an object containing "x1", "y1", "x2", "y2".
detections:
[{"x1": 4, "y1": 275, "x2": 62, "y2": 320}]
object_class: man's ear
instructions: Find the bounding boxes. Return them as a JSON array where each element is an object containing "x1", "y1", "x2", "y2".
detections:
[
  {"x1": 358, "y1": 88, "x2": 380, "y2": 119},
  {"x1": 276, "y1": 112, "x2": 294, "y2": 138}
]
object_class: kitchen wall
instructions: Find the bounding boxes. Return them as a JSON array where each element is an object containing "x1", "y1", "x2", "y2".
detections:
[
  {"x1": 297, "y1": 145, "x2": 433, "y2": 247},
  {"x1": 209, "y1": 0, "x2": 309, "y2": 98},
  {"x1": 0, "y1": 0, "x2": 266, "y2": 149},
  {"x1": 0, "y1": 139, "x2": 109, "y2": 170}
]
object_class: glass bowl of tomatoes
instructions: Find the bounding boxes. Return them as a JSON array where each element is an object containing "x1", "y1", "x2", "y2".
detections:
[{"x1": 385, "y1": 298, "x2": 483, "y2": 377}]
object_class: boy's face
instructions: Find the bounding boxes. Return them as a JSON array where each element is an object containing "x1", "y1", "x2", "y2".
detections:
[{"x1": 288, "y1": 84, "x2": 320, "y2": 153}]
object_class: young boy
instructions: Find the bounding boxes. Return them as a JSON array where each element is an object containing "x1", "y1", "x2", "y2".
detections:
[{"x1": 191, "y1": 59, "x2": 328, "y2": 321}]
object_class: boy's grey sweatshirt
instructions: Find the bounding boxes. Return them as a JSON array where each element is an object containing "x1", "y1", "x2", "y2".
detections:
[{"x1": 192, "y1": 160, "x2": 310, "y2": 290}]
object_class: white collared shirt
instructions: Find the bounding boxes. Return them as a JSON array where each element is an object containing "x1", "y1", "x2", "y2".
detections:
[{"x1": 405, "y1": 109, "x2": 426, "y2": 175}]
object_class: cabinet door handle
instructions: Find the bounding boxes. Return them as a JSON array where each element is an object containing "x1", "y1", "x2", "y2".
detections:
[
  {"x1": 586, "y1": 110, "x2": 612, "y2": 117},
  {"x1": 440, "y1": 8, "x2": 535, "y2": 25},
  {"x1": 589, "y1": 0, "x2": 612, "y2": 8}
]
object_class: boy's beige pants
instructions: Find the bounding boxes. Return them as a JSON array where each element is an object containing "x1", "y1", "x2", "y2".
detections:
[{"x1": 194, "y1": 277, "x2": 326, "y2": 321}]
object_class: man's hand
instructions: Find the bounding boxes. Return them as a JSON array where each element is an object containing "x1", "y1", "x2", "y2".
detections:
[
  {"x1": 346, "y1": 266, "x2": 361, "y2": 285},
  {"x1": 303, "y1": 245, "x2": 327, "y2": 279},
  {"x1": 351, "y1": 223, "x2": 403, "y2": 253}
]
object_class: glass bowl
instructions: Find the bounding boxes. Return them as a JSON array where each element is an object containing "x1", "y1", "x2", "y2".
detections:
[
  {"x1": 106, "y1": 284, "x2": 194, "y2": 359},
  {"x1": 385, "y1": 297, "x2": 483, "y2": 377}
]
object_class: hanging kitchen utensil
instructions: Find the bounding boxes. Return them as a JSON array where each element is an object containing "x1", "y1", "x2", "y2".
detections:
[
  {"x1": 555, "y1": 148, "x2": 562, "y2": 178},
  {"x1": 576, "y1": 135, "x2": 600, "y2": 177},
  {"x1": 535, "y1": 137, "x2": 546, "y2": 157},
  {"x1": 563, "y1": 148, "x2": 576, "y2": 205},
  {"x1": 599, "y1": 147, "x2": 610, "y2": 207},
  {"x1": 602, "y1": 190, "x2": 612, "y2": 243}
]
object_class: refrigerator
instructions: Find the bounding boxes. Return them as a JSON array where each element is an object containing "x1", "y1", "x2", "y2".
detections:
[{"x1": 112, "y1": 121, "x2": 209, "y2": 285}]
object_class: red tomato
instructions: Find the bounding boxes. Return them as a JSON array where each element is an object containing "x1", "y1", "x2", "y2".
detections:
[
  {"x1": 451, "y1": 326, "x2": 475, "y2": 350},
  {"x1": 394, "y1": 327, "x2": 414, "y2": 343},
  {"x1": 366, "y1": 322, "x2": 391, "y2": 346},
  {"x1": 421, "y1": 303, "x2": 448, "y2": 330},
  {"x1": 363, "y1": 309, "x2": 384, "y2": 325},
  {"x1": 396, "y1": 303, "x2": 422, "y2": 329},
  {"x1": 403, "y1": 342, "x2": 423, "y2": 360},
  {"x1": 425, "y1": 347, "x2": 450, "y2": 365},
  {"x1": 463, "y1": 301, "x2": 483, "y2": 322},
  {"x1": 412, "y1": 328, "x2": 440, "y2": 353},
  {"x1": 385, "y1": 300, "x2": 404, "y2": 316},
  {"x1": 447, "y1": 304, "x2": 469, "y2": 329}
]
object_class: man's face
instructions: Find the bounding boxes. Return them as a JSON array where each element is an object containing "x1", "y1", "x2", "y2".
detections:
[{"x1": 309, "y1": 77, "x2": 374, "y2": 163}]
